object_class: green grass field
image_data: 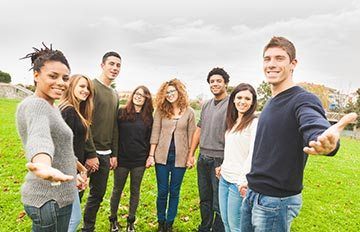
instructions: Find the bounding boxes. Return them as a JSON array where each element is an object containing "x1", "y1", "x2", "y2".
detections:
[{"x1": 0, "y1": 98, "x2": 359, "y2": 231}]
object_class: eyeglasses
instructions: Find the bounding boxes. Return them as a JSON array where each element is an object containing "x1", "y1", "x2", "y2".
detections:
[
  {"x1": 166, "y1": 89, "x2": 178, "y2": 96},
  {"x1": 134, "y1": 92, "x2": 146, "y2": 98}
]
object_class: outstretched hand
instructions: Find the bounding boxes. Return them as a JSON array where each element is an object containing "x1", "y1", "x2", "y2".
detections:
[
  {"x1": 303, "y1": 112, "x2": 358, "y2": 155},
  {"x1": 26, "y1": 162, "x2": 74, "y2": 183}
]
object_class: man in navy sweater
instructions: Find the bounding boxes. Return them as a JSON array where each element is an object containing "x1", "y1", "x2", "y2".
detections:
[{"x1": 240, "y1": 36, "x2": 357, "y2": 232}]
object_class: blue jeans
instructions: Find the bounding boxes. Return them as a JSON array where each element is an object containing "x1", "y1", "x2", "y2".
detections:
[
  {"x1": 68, "y1": 190, "x2": 81, "y2": 232},
  {"x1": 155, "y1": 150, "x2": 186, "y2": 224},
  {"x1": 24, "y1": 200, "x2": 72, "y2": 232},
  {"x1": 218, "y1": 177, "x2": 243, "y2": 232},
  {"x1": 241, "y1": 188, "x2": 302, "y2": 232},
  {"x1": 197, "y1": 154, "x2": 225, "y2": 232}
]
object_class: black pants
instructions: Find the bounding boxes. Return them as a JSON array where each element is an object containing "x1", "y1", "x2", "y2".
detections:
[
  {"x1": 110, "y1": 166, "x2": 146, "y2": 221},
  {"x1": 82, "y1": 154, "x2": 110, "y2": 232},
  {"x1": 197, "y1": 154, "x2": 225, "y2": 232}
]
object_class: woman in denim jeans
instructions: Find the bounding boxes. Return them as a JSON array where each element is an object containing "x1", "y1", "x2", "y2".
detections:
[
  {"x1": 216, "y1": 83, "x2": 258, "y2": 232},
  {"x1": 16, "y1": 44, "x2": 77, "y2": 231},
  {"x1": 146, "y1": 79, "x2": 196, "y2": 232}
]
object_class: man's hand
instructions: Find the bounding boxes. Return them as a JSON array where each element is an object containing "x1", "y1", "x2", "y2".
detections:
[
  {"x1": 110, "y1": 157, "x2": 118, "y2": 170},
  {"x1": 85, "y1": 157, "x2": 99, "y2": 173},
  {"x1": 26, "y1": 162, "x2": 74, "y2": 183},
  {"x1": 304, "y1": 113, "x2": 358, "y2": 155}
]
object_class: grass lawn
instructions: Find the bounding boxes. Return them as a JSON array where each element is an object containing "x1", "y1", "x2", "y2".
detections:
[{"x1": 0, "y1": 98, "x2": 359, "y2": 231}]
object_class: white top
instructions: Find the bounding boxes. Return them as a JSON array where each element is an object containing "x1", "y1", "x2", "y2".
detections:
[{"x1": 221, "y1": 118, "x2": 258, "y2": 185}]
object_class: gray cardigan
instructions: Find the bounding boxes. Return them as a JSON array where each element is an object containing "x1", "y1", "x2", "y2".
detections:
[
  {"x1": 150, "y1": 107, "x2": 196, "y2": 167},
  {"x1": 16, "y1": 96, "x2": 76, "y2": 208}
]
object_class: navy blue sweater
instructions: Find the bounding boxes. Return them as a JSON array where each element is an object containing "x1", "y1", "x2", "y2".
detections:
[{"x1": 247, "y1": 86, "x2": 339, "y2": 197}]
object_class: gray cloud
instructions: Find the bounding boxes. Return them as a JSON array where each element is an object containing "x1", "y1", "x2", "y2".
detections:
[{"x1": 0, "y1": 0, "x2": 358, "y2": 98}]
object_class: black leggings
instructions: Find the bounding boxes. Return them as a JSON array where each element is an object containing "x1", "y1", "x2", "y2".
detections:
[{"x1": 110, "y1": 166, "x2": 146, "y2": 221}]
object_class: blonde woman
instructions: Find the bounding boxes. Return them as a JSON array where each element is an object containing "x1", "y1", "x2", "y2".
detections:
[
  {"x1": 59, "y1": 74, "x2": 95, "y2": 232},
  {"x1": 146, "y1": 79, "x2": 196, "y2": 232}
]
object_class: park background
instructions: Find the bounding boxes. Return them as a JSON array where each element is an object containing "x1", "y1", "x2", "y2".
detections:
[{"x1": 1, "y1": 0, "x2": 360, "y2": 231}]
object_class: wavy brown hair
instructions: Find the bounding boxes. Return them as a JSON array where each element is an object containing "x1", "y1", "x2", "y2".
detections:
[
  {"x1": 59, "y1": 74, "x2": 94, "y2": 139},
  {"x1": 226, "y1": 83, "x2": 257, "y2": 132},
  {"x1": 155, "y1": 78, "x2": 189, "y2": 119},
  {"x1": 119, "y1": 85, "x2": 154, "y2": 127}
]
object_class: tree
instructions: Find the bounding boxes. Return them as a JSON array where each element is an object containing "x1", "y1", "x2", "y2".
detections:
[
  {"x1": 0, "y1": 70, "x2": 11, "y2": 83},
  {"x1": 345, "y1": 88, "x2": 360, "y2": 127},
  {"x1": 257, "y1": 81, "x2": 271, "y2": 111},
  {"x1": 227, "y1": 85, "x2": 235, "y2": 94}
]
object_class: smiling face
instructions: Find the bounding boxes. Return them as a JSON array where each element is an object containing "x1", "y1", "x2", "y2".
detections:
[
  {"x1": 234, "y1": 90, "x2": 253, "y2": 115},
  {"x1": 74, "y1": 77, "x2": 90, "y2": 101},
  {"x1": 263, "y1": 47, "x2": 297, "y2": 88},
  {"x1": 132, "y1": 88, "x2": 146, "y2": 107},
  {"x1": 101, "y1": 56, "x2": 121, "y2": 84},
  {"x1": 209, "y1": 74, "x2": 227, "y2": 97},
  {"x1": 165, "y1": 85, "x2": 179, "y2": 104},
  {"x1": 34, "y1": 61, "x2": 70, "y2": 105}
]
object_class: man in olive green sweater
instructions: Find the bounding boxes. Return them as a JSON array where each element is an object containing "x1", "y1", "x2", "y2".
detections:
[{"x1": 82, "y1": 52, "x2": 121, "y2": 232}]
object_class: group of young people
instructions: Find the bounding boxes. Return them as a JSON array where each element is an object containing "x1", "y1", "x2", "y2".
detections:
[{"x1": 16, "y1": 36, "x2": 356, "y2": 232}]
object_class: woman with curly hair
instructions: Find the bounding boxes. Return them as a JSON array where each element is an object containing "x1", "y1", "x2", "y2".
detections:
[
  {"x1": 109, "y1": 86, "x2": 154, "y2": 232},
  {"x1": 146, "y1": 79, "x2": 196, "y2": 232},
  {"x1": 58, "y1": 74, "x2": 95, "y2": 232}
]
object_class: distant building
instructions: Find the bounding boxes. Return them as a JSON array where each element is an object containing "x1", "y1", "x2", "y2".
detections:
[{"x1": 0, "y1": 83, "x2": 33, "y2": 99}]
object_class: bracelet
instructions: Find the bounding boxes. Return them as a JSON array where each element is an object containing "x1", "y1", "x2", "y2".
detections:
[{"x1": 149, "y1": 155, "x2": 154, "y2": 157}]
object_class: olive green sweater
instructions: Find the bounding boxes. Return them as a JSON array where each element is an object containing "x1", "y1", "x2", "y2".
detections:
[{"x1": 87, "y1": 79, "x2": 119, "y2": 157}]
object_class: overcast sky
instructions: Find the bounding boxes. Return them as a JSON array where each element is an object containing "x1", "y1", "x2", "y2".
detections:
[{"x1": 0, "y1": 0, "x2": 359, "y2": 98}]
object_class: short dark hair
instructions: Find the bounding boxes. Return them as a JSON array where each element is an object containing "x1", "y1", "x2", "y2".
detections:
[
  {"x1": 21, "y1": 42, "x2": 70, "y2": 72},
  {"x1": 207, "y1": 67, "x2": 230, "y2": 84},
  {"x1": 102, "y1": 51, "x2": 121, "y2": 63},
  {"x1": 263, "y1": 36, "x2": 296, "y2": 61}
]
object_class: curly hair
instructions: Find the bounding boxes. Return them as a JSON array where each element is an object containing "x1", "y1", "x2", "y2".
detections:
[
  {"x1": 58, "y1": 75, "x2": 94, "y2": 139},
  {"x1": 21, "y1": 42, "x2": 70, "y2": 72},
  {"x1": 207, "y1": 67, "x2": 230, "y2": 84},
  {"x1": 155, "y1": 78, "x2": 189, "y2": 119}
]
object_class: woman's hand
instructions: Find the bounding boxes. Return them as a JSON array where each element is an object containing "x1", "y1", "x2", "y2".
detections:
[
  {"x1": 238, "y1": 183, "x2": 248, "y2": 198},
  {"x1": 145, "y1": 156, "x2": 155, "y2": 168},
  {"x1": 26, "y1": 162, "x2": 74, "y2": 183},
  {"x1": 76, "y1": 172, "x2": 88, "y2": 191},
  {"x1": 186, "y1": 155, "x2": 196, "y2": 169},
  {"x1": 215, "y1": 166, "x2": 221, "y2": 179}
]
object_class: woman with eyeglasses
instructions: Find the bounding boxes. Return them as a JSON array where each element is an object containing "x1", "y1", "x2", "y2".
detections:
[
  {"x1": 109, "y1": 86, "x2": 154, "y2": 232},
  {"x1": 146, "y1": 79, "x2": 196, "y2": 232}
]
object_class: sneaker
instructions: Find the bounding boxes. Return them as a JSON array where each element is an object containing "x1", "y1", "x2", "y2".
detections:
[
  {"x1": 165, "y1": 223, "x2": 173, "y2": 232},
  {"x1": 157, "y1": 222, "x2": 166, "y2": 232},
  {"x1": 126, "y1": 222, "x2": 135, "y2": 232},
  {"x1": 109, "y1": 217, "x2": 120, "y2": 232}
]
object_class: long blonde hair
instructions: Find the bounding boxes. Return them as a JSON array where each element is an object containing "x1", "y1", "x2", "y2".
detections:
[
  {"x1": 155, "y1": 78, "x2": 189, "y2": 118},
  {"x1": 59, "y1": 74, "x2": 94, "y2": 139}
]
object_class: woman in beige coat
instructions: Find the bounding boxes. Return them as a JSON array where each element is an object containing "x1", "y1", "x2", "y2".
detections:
[{"x1": 146, "y1": 79, "x2": 196, "y2": 232}]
